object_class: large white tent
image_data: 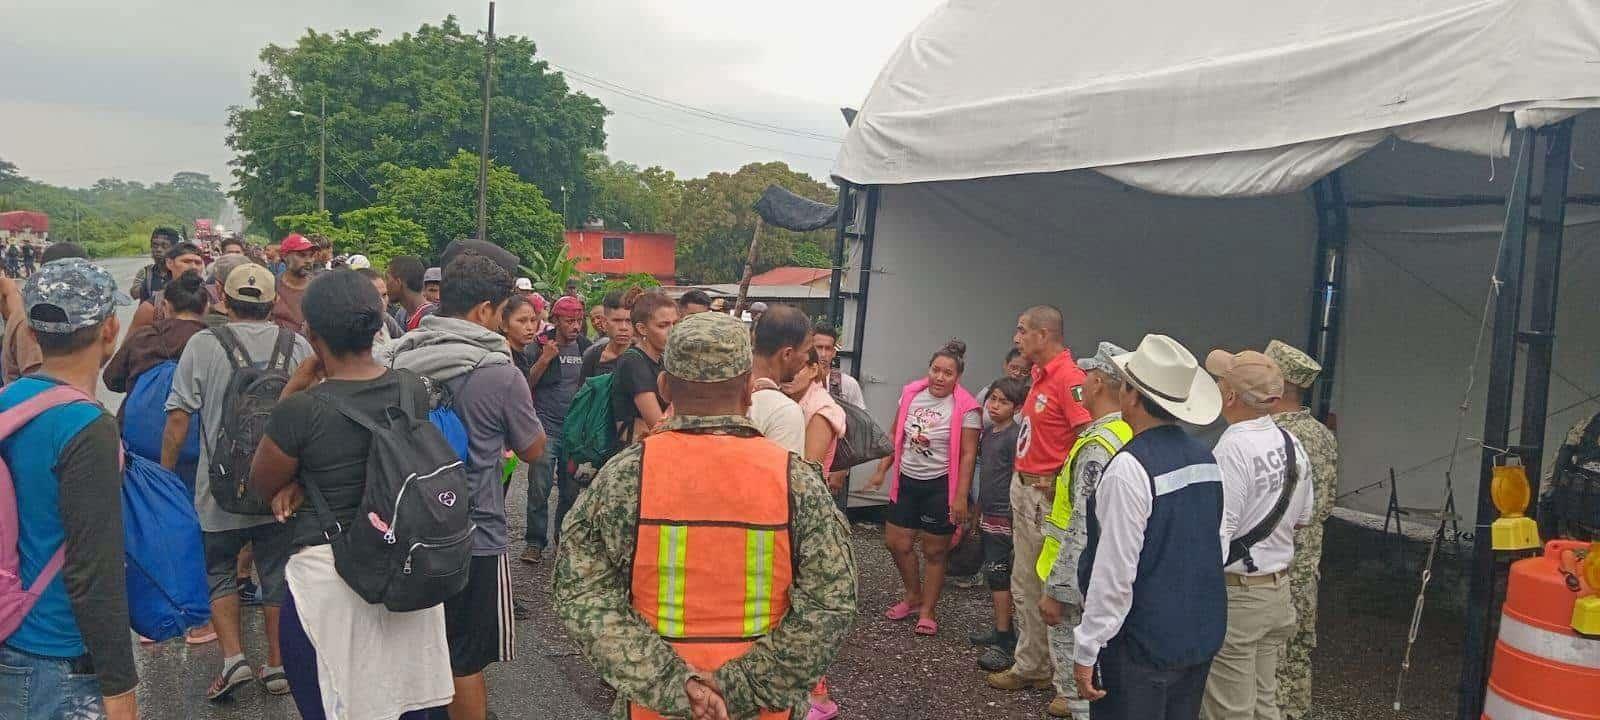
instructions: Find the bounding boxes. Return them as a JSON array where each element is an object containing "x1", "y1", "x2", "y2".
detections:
[
  {"x1": 826, "y1": 5, "x2": 1600, "y2": 713},
  {"x1": 829, "y1": 0, "x2": 1600, "y2": 522}
]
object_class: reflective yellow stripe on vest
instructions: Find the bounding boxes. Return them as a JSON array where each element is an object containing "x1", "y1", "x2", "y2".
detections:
[
  {"x1": 743, "y1": 529, "x2": 779, "y2": 636},
  {"x1": 1036, "y1": 420, "x2": 1133, "y2": 581},
  {"x1": 657, "y1": 525, "x2": 689, "y2": 636}
]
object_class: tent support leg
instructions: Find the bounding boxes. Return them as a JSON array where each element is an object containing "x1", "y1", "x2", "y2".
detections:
[
  {"x1": 847, "y1": 187, "x2": 880, "y2": 378},
  {"x1": 1457, "y1": 127, "x2": 1541, "y2": 720},
  {"x1": 1306, "y1": 171, "x2": 1349, "y2": 422},
  {"x1": 828, "y1": 183, "x2": 853, "y2": 329},
  {"x1": 1516, "y1": 119, "x2": 1574, "y2": 504}
]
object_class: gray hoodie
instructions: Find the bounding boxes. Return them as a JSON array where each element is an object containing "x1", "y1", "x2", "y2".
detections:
[{"x1": 380, "y1": 314, "x2": 511, "y2": 382}]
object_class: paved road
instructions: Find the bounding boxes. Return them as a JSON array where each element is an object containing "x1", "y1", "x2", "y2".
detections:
[{"x1": 80, "y1": 257, "x2": 604, "y2": 719}]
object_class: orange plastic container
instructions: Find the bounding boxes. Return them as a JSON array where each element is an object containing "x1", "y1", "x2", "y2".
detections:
[{"x1": 1482, "y1": 540, "x2": 1600, "y2": 719}]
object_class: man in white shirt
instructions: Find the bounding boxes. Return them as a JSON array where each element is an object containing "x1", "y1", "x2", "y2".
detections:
[
  {"x1": 1200, "y1": 349, "x2": 1313, "y2": 720},
  {"x1": 812, "y1": 321, "x2": 864, "y2": 409},
  {"x1": 1073, "y1": 334, "x2": 1226, "y2": 720},
  {"x1": 748, "y1": 304, "x2": 813, "y2": 454}
]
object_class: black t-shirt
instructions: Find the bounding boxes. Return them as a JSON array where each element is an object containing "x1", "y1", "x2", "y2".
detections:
[
  {"x1": 581, "y1": 341, "x2": 624, "y2": 379},
  {"x1": 978, "y1": 422, "x2": 1020, "y2": 517},
  {"x1": 265, "y1": 370, "x2": 430, "y2": 546},
  {"x1": 609, "y1": 347, "x2": 665, "y2": 441}
]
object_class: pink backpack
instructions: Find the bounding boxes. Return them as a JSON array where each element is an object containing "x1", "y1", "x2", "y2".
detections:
[{"x1": 0, "y1": 385, "x2": 94, "y2": 641}]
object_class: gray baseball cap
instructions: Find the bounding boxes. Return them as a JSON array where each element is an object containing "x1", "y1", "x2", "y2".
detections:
[
  {"x1": 423, "y1": 267, "x2": 443, "y2": 283},
  {"x1": 23, "y1": 258, "x2": 132, "y2": 333}
]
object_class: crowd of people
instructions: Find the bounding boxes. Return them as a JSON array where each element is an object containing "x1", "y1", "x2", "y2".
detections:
[
  {"x1": 0, "y1": 224, "x2": 1345, "y2": 720},
  {"x1": 2, "y1": 238, "x2": 43, "y2": 278}
]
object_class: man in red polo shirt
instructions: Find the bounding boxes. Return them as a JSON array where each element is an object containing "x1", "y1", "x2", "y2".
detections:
[{"x1": 988, "y1": 305, "x2": 1092, "y2": 715}]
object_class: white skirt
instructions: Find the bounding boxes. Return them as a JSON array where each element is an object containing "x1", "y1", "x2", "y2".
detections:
[{"x1": 286, "y1": 545, "x2": 455, "y2": 720}]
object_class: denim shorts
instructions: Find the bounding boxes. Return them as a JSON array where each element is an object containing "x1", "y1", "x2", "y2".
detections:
[{"x1": 0, "y1": 644, "x2": 106, "y2": 720}]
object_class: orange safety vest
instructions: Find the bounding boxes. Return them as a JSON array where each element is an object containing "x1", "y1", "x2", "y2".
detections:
[{"x1": 630, "y1": 430, "x2": 795, "y2": 720}]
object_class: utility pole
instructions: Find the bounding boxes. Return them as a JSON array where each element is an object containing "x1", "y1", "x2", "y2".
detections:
[
  {"x1": 477, "y1": 2, "x2": 495, "y2": 243},
  {"x1": 318, "y1": 94, "x2": 327, "y2": 213}
]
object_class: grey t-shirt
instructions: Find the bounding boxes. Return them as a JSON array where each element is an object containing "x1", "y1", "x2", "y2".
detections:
[
  {"x1": 167, "y1": 322, "x2": 312, "y2": 532},
  {"x1": 978, "y1": 422, "x2": 1020, "y2": 517},
  {"x1": 448, "y1": 362, "x2": 545, "y2": 556},
  {"x1": 529, "y1": 340, "x2": 583, "y2": 435}
]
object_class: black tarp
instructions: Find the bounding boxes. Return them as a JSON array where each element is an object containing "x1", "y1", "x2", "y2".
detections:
[{"x1": 752, "y1": 185, "x2": 838, "y2": 232}]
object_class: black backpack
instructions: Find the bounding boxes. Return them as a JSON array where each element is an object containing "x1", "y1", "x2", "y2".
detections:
[
  {"x1": 207, "y1": 325, "x2": 296, "y2": 515},
  {"x1": 304, "y1": 372, "x2": 473, "y2": 612}
]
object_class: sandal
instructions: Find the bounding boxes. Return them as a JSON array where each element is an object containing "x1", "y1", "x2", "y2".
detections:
[
  {"x1": 914, "y1": 617, "x2": 939, "y2": 636},
  {"x1": 258, "y1": 666, "x2": 291, "y2": 696},
  {"x1": 186, "y1": 625, "x2": 217, "y2": 645},
  {"x1": 884, "y1": 601, "x2": 916, "y2": 621},
  {"x1": 806, "y1": 699, "x2": 840, "y2": 720},
  {"x1": 207, "y1": 658, "x2": 254, "y2": 702}
]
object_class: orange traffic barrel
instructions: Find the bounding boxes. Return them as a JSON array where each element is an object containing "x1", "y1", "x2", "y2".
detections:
[{"x1": 1483, "y1": 540, "x2": 1600, "y2": 719}]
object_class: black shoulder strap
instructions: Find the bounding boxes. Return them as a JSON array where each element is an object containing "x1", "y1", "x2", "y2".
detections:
[
  {"x1": 267, "y1": 327, "x2": 296, "y2": 371},
  {"x1": 211, "y1": 325, "x2": 254, "y2": 372},
  {"x1": 302, "y1": 385, "x2": 401, "y2": 540},
  {"x1": 1226, "y1": 427, "x2": 1301, "y2": 572}
]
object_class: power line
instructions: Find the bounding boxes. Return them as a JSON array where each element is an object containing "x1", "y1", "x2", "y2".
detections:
[
  {"x1": 606, "y1": 107, "x2": 835, "y2": 162},
  {"x1": 550, "y1": 62, "x2": 843, "y2": 144}
]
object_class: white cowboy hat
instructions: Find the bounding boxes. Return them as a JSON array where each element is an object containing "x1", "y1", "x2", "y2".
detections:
[{"x1": 1110, "y1": 334, "x2": 1222, "y2": 425}]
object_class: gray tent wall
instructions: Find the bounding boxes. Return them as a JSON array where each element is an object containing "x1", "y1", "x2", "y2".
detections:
[{"x1": 831, "y1": 115, "x2": 1600, "y2": 521}]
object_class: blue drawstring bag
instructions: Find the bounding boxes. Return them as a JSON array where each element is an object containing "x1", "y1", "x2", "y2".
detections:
[
  {"x1": 121, "y1": 361, "x2": 200, "y2": 486},
  {"x1": 121, "y1": 453, "x2": 210, "y2": 641}
]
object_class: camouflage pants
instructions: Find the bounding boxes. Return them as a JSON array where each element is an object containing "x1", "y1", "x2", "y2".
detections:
[
  {"x1": 1275, "y1": 568, "x2": 1318, "y2": 720},
  {"x1": 1048, "y1": 605, "x2": 1090, "y2": 718}
]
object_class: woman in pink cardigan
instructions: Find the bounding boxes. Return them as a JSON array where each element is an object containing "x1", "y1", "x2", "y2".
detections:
[{"x1": 868, "y1": 339, "x2": 981, "y2": 636}]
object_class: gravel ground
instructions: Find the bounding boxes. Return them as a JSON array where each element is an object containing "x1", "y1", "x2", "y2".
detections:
[{"x1": 511, "y1": 473, "x2": 1471, "y2": 720}]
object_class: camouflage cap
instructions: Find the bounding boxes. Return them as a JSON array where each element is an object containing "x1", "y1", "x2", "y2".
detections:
[
  {"x1": 1078, "y1": 341, "x2": 1129, "y2": 376},
  {"x1": 664, "y1": 311, "x2": 752, "y2": 383},
  {"x1": 1265, "y1": 339, "x2": 1322, "y2": 389},
  {"x1": 22, "y1": 258, "x2": 132, "y2": 334}
]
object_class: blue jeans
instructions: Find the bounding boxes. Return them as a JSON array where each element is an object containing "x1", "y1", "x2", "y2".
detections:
[
  {"x1": 525, "y1": 434, "x2": 564, "y2": 549},
  {"x1": 0, "y1": 645, "x2": 105, "y2": 720}
]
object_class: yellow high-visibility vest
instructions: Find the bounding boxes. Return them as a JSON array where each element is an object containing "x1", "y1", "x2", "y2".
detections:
[{"x1": 1036, "y1": 418, "x2": 1133, "y2": 581}]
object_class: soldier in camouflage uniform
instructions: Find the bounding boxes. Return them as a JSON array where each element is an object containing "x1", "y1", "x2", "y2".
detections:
[
  {"x1": 1262, "y1": 340, "x2": 1339, "y2": 720},
  {"x1": 554, "y1": 311, "x2": 858, "y2": 720}
]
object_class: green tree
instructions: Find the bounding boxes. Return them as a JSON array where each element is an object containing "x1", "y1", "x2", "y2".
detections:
[
  {"x1": 272, "y1": 210, "x2": 338, "y2": 238},
  {"x1": 339, "y1": 206, "x2": 430, "y2": 267},
  {"x1": 521, "y1": 243, "x2": 582, "y2": 296},
  {"x1": 663, "y1": 162, "x2": 835, "y2": 283},
  {"x1": 375, "y1": 150, "x2": 562, "y2": 261},
  {"x1": 585, "y1": 156, "x2": 680, "y2": 232},
  {"x1": 0, "y1": 157, "x2": 23, "y2": 191},
  {"x1": 227, "y1": 16, "x2": 608, "y2": 237}
]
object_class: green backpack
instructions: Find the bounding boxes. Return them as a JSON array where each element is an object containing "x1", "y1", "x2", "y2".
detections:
[{"x1": 564, "y1": 360, "x2": 628, "y2": 468}]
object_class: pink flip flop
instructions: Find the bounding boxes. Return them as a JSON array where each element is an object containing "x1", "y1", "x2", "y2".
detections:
[
  {"x1": 884, "y1": 601, "x2": 916, "y2": 621},
  {"x1": 915, "y1": 617, "x2": 939, "y2": 636}
]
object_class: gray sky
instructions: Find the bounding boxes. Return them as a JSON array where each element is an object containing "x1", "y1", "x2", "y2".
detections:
[{"x1": 0, "y1": 0, "x2": 939, "y2": 189}]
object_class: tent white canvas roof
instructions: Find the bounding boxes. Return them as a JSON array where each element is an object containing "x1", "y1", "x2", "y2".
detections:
[{"x1": 826, "y1": 0, "x2": 1600, "y2": 526}]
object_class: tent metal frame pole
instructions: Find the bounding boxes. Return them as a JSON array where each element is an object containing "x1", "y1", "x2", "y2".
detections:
[
  {"x1": 1516, "y1": 119, "x2": 1575, "y2": 504},
  {"x1": 1456, "y1": 127, "x2": 1538, "y2": 720},
  {"x1": 1306, "y1": 171, "x2": 1349, "y2": 422},
  {"x1": 828, "y1": 182, "x2": 853, "y2": 330},
  {"x1": 847, "y1": 186, "x2": 880, "y2": 378}
]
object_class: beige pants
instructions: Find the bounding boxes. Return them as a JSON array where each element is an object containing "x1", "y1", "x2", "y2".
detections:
[
  {"x1": 1009, "y1": 475, "x2": 1059, "y2": 689},
  {"x1": 1203, "y1": 574, "x2": 1297, "y2": 720}
]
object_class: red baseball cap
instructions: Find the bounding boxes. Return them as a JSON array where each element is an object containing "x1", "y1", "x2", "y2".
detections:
[{"x1": 279, "y1": 233, "x2": 315, "y2": 253}]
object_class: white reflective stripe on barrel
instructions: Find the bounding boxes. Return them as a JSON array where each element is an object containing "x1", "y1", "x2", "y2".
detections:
[
  {"x1": 1484, "y1": 688, "x2": 1569, "y2": 720},
  {"x1": 1498, "y1": 613, "x2": 1600, "y2": 670}
]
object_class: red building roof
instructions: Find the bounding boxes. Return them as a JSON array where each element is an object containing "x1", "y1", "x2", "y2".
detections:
[
  {"x1": 0, "y1": 211, "x2": 49, "y2": 233},
  {"x1": 749, "y1": 266, "x2": 831, "y2": 286}
]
